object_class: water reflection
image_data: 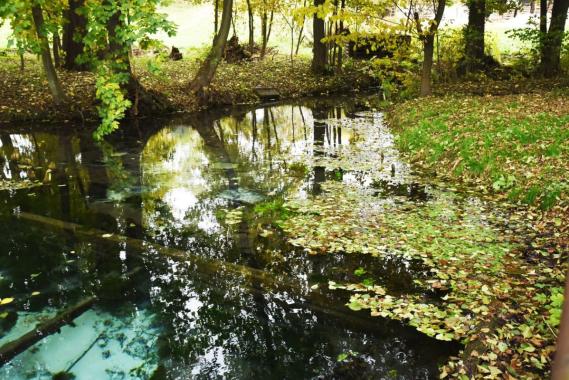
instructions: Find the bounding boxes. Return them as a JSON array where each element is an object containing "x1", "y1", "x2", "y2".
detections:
[{"x1": 0, "y1": 96, "x2": 457, "y2": 379}]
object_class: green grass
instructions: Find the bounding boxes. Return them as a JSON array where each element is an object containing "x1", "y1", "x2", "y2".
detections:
[{"x1": 389, "y1": 93, "x2": 569, "y2": 209}]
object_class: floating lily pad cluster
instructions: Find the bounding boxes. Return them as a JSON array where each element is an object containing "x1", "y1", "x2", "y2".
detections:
[{"x1": 278, "y1": 112, "x2": 566, "y2": 378}]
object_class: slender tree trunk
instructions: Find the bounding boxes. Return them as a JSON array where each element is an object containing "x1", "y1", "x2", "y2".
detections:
[
  {"x1": 415, "y1": 0, "x2": 446, "y2": 96},
  {"x1": 295, "y1": 29, "x2": 304, "y2": 55},
  {"x1": 330, "y1": 0, "x2": 338, "y2": 67},
  {"x1": 260, "y1": 10, "x2": 274, "y2": 57},
  {"x1": 464, "y1": 0, "x2": 486, "y2": 73},
  {"x1": 267, "y1": 12, "x2": 273, "y2": 49},
  {"x1": 19, "y1": 53, "x2": 24, "y2": 72},
  {"x1": 421, "y1": 35, "x2": 435, "y2": 96},
  {"x1": 53, "y1": 32, "x2": 61, "y2": 68},
  {"x1": 189, "y1": 0, "x2": 233, "y2": 94},
  {"x1": 327, "y1": 21, "x2": 333, "y2": 64},
  {"x1": 312, "y1": 0, "x2": 328, "y2": 73},
  {"x1": 246, "y1": 0, "x2": 254, "y2": 50},
  {"x1": 31, "y1": 4, "x2": 66, "y2": 105},
  {"x1": 295, "y1": 0, "x2": 307, "y2": 55},
  {"x1": 214, "y1": 0, "x2": 219, "y2": 37},
  {"x1": 63, "y1": 0, "x2": 88, "y2": 71},
  {"x1": 337, "y1": 0, "x2": 345, "y2": 69},
  {"x1": 540, "y1": 0, "x2": 569, "y2": 76},
  {"x1": 231, "y1": 5, "x2": 237, "y2": 36},
  {"x1": 290, "y1": 25, "x2": 294, "y2": 63},
  {"x1": 261, "y1": 11, "x2": 268, "y2": 57},
  {"x1": 295, "y1": 21, "x2": 305, "y2": 55}
]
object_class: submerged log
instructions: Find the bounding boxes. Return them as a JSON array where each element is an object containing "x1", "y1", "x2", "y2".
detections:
[
  {"x1": 0, "y1": 297, "x2": 96, "y2": 365},
  {"x1": 16, "y1": 212, "x2": 391, "y2": 331},
  {"x1": 0, "y1": 266, "x2": 141, "y2": 366}
]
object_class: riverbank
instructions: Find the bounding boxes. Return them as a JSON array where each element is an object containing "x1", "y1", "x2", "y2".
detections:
[
  {"x1": 0, "y1": 54, "x2": 375, "y2": 125},
  {"x1": 384, "y1": 91, "x2": 568, "y2": 377}
]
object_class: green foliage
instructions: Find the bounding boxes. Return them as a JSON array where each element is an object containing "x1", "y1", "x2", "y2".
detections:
[
  {"x1": 547, "y1": 288, "x2": 564, "y2": 327},
  {"x1": 254, "y1": 198, "x2": 295, "y2": 225},
  {"x1": 435, "y1": 28, "x2": 465, "y2": 81},
  {"x1": 353, "y1": 267, "x2": 366, "y2": 276},
  {"x1": 93, "y1": 64, "x2": 132, "y2": 140},
  {"x1": 507, "y1": 17, "x2": 569, "y2": 73},
  {"x1": 536, "y1": 287, "x2": 565, "y2": 327},
  {"x1": 336, "y1": 350, "x2": 358, "y2": 362},
  {"x1": 80, "y1": 0, "x2": 176, "y2": 139}
]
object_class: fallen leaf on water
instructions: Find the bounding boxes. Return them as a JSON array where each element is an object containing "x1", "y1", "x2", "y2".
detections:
[{"x1": 0, "y1": 297, "x2": 14, "y2": 305}]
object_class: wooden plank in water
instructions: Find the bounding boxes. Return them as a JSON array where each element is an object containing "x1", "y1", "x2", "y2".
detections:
[{"x1": 254, "y1": 87, "x2": 280, "y2": 100}]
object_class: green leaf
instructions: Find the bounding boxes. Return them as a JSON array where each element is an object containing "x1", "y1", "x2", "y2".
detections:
[{"x1": 354, "y1": 267, "x2": 366, "y2": 276}]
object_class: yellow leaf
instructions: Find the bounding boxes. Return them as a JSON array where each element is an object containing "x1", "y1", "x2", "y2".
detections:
[{"x1": 0, "y1": 297, "x2": 14, "y2": 305}]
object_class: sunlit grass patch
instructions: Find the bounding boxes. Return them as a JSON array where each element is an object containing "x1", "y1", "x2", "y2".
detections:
[{"x1": 389, "y1": 93, "x2": 569, "y2": 210}]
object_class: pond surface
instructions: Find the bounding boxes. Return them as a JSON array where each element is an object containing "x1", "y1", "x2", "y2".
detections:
[{"x1": 0, "y1": 96, "x2": 459, "y2": 379}]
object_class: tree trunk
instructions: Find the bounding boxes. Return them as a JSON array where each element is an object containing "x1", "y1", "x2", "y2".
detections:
[
  {"x1": 260, "y1": 10, "x2": 273, "y2": 57},
  {"x1": 215, "y1": 0, "x2": 220, "y2": 36},
  {"x1": 246, "y1": 0, "x2": 254, "y2": 50},
  {"x1": 290, "y1": 25, "x2": 294, "y2": 63},
  {"x1": 337, "y1": 0, "x2": 345, "y2": 69},
  {"x1": 53, "y1": 32, "x2": 61, "y2": 68},
  {"x1": 311, "y1": 0, "x2": 327, "y2": 73},
  {"x1": 295, "y1": 0, "x2": 307, "y2": 56},
  {"x1": 189, "y1": 0, "x2": 233, "y2": 95},
  {"x1": 31, "y1": 4, "x2": 66, "y2": 105},
  {"x1": 540, "y1": 0, "x2": 548, "y2": 35},
  {"x1": 19, "y1": 53, "x2": 24, "y2": 72},
  {"x1": 464, "y1": 0, "x2": 486, "y2": 73},
  {"x1": 63, "y1": 0, "x2": 88, "y2": 71},
  {"x1": 261, "y1": 11, "x2": 268, "y2": 57},
  {"x1": 540, "y1": 0, "x2": 569, "y2": 76},
  {"x1": 421, "y1": 35, "x2": 435, "y2": 96},
  {"x1": 415, "y1": 0, "x2": 446, "y2": 97},
  {"x1": 231, "y1": 5, "x2": 237, "y2": 36},
  {"x1": 295, "y1": 27, "x2": 304, "y2": 55},
  {"x1": 265, "y1": 11, "x2": 274, "y2": 56}
]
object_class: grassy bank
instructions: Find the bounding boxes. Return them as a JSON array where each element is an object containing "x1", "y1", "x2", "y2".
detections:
[
  {"x1": 388, "y1": 92, "x2": 569, "y2": 211},
  {"x1": 0, "y1": 54, "x2": 375, "y2": 124},
  {"x1": 383, "y1": 91, "x2": 569, "y2": 377}
]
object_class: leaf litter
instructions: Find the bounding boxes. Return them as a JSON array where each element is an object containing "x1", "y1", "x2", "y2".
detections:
[{"x1": 275, "y1": 110, "x2": 566, "y2": 378}]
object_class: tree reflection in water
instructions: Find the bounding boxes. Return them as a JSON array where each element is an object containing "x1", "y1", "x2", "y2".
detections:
[{"x1": 0, "y1": 97, "x2": 457, "y2": 379}]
